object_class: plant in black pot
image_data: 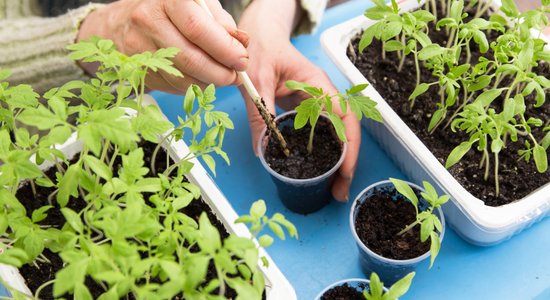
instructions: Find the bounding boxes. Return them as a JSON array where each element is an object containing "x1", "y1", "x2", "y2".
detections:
[
  {"x1": 315, "y1": 271, "x2": 415, "y2": 300},
  {"x1": 350, "y1": 178, "x2": 448, "y2": 284},
  {"x1": 258, "y1": 81, "x2": 382, "y2": 214}
]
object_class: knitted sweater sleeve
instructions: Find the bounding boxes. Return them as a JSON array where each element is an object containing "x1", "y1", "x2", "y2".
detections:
[{"x1": 0, "y1": 2, "x2": 103, "y2": 94}]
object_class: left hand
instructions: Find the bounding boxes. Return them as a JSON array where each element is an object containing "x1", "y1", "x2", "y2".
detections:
[{"x1": 238, "y1": 0, "x2": 360, "y2": 202}]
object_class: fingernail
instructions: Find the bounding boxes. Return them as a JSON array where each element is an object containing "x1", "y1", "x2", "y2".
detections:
[
  {"x1": 234, "y1": 29, "x2": 250, "y2": 48},
  {"x1": 233, "y1": 57, "x2": 249, "y2": 71}
]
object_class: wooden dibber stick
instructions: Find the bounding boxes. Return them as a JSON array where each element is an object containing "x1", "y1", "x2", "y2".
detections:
[{"x1": 194, "y1": 0, "x2": 290, "y2": 157}]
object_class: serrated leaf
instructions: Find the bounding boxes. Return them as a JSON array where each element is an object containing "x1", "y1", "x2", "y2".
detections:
[
  {"x1": 418, "y1": 44, "x2": 445, "y2": 60},
  {"x1": 389, "y1": 178, "x2": 418, "y2": 207},
  {"x1": 84, "y1": 155, "x2": 112, "y2": 181},
  {"x1": 328, "y1": 113, "x2": 347, "y2": 143}
]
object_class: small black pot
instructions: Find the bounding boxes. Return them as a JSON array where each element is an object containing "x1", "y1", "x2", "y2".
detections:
[{"x1": 258, "y1": 111, "x2": 346, "y2": 214}]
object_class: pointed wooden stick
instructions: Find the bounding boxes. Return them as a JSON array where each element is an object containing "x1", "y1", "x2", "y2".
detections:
[{"x1": 194, "y1": 0, "x2": 290, "y2": 157}]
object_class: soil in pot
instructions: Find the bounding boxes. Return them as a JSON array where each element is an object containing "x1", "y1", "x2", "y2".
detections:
[
  {"x1": 320, "y1": 282, "x2": 366, "y2": 300},
  {"x1": 15, "y1": 141, "x2": 251, "y2": 299},
  {"x1": 355, "y1": 188, "x2": 429, "y2": 260},
  {"x1": 264, "y1": 114, "x2": 342, "y2": 179},
  {"x1": 348, "y1": 1, "x2": 550, "y2": 206}
]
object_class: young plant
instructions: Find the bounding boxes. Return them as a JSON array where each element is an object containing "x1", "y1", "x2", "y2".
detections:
[
  {"x1": 0, "y1": 37, "x2": 297, "y2": 300},
  {"x1": 285, "y1": 80, "x2": 382, "y2": 154},
  {"x1": 361, "y1": 0, "x2": 550, "y2": 197},
  {"x1": 363, "y1": 272, "x2": 415, "y2": 300},
  {"x1": 389, "y1": 178, "x2": 449, "y2": 268}
]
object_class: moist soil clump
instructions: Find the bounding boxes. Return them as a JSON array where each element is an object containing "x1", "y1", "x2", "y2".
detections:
[
  {"x1": 348, "y1": 3, "x2": 550, "y2": 206},
  {"x1": 320, "y1": 282, "x2": 366, "y2": 300},
  {"x1": 355, "y1": 189, "x2": 430, "y2": 260},
  {"x1": 264, "y1": 114, "x2": 342, "y2": 179},
  {"x1": 15, "y1": 141, "x2": 245, "y2": 299}
]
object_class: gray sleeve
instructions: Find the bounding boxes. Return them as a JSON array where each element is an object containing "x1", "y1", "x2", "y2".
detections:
[{"x1": 0, "y1": 3, "x2": 104, "y2": 93}]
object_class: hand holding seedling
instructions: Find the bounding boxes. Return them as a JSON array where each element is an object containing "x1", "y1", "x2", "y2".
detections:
[
  {"x1": 77, "y1": 0, "x2": 249, "y2": 93},
  {"x1": 238, "y1": 0, "x2": 363, "y2": 201}
]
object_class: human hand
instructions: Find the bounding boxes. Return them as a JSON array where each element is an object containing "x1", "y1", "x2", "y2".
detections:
[
  {"x1": 238, "y1": 0, "x2": 360, "y2": 202},
  {"x1": 77, "y1": 0, "x2": 249, "y2": 94}
]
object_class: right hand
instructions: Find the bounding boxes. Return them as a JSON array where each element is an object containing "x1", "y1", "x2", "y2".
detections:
[{"x1": 77, "y1": 0, "x2": 250, "y2": 94}]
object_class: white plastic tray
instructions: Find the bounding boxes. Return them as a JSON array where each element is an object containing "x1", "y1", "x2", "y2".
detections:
[
  {"x1": 0, "y1": 96, "x2": 296, "y2": 299},
  {"x1": 320, "y1": 0, "x2": 550, "y2": 245}
]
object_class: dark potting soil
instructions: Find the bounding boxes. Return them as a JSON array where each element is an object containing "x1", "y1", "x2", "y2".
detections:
[
  {"x1": 348, "y1": 3, "x2": 550, "y2": 206},
  {"x1": 264, "y1": 114, "x2": 342, "y2": 179},
  {"x1": 355, "y1": 190, "x2": 430, "y2": 260},
  {"x1": 320, "y1": 282, "x2": 366, "y2": 300},
  {"x1": 15, "y1": 141, "x2": 242, "y2": 299}
]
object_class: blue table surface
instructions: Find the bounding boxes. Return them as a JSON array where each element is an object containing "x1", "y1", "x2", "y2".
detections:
[{"x1": 153, "y1": 1, "x2": 550, "y2": 299}]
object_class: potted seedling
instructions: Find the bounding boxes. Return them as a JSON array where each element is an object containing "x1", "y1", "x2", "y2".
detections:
[
  {"x1": 0, "y1": 38, "x2": 298, "y2": 299},
  {"x1": 315, "y1": 272, "x2": 415, "y2": 300},
  {"x1": 321, "y1": 0, "x2": 550, "y2": 245},
  {"x1": 258, "y1": 81, "x2": 382, "y2": 214},
  {"x1": 350, "y1": 179, "x2": 447, "y2": 284}
]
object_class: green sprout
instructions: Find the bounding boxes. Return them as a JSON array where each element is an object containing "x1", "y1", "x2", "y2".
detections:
[
  {"x1": 390, "y1": 178, "x2": 449, "y2": 268},
  {"x1": 363, "y1": 272, "x2": 415, "y2": 300},
  {"x1": 285, "y1": 81, "x2": 382, "y2": 154}
]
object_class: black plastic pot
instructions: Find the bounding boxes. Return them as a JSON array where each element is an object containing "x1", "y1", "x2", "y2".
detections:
[
  {"x1": 258, "y1": 111, "x2": 346, "y2": 214},
  {"x1": 350, "y1": 180, "x2": 445, "y2": 284}
]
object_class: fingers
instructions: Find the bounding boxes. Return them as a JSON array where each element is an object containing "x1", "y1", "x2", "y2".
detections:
[
  {"x1": 203, "y1": 0, "x2": 250, "y2": 47},
  {"x1": 332, "y1": 112, "x2": 360, "y2": 202},
  {"x1": 151, "y1": 19, "x2": 240, "y2": 87},
  {"x1": 165, "y1": 0, "x2": 249, "y2": 71}
]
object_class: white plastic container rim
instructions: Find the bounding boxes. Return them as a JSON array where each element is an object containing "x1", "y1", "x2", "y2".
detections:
[
  {"x1": 0, "y1": 95, "x2": 297, "y2": 299},
  {"x1": 320, "y1": 0, "x2": 550, "y2": 234}
]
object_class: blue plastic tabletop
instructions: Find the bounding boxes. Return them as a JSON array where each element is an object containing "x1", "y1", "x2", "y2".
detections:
[{"x1": 152, "y1": 1, "x2": 550, "y2": 299}]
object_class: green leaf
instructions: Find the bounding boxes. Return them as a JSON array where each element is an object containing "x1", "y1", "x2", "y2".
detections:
[
  {"x1": 61, "y1": 207, "x2": 84, "y2": 233},
  {"x1": 197, "y1": 213, "x2": 221, "y2": 254},
  {"x1": 389, "y1": 178, "x2": 418, "y2": 207},
  {"x1": 368, "y1": 272, "x2": 384, "y2": 298},
  {"x1": 53, "y1": 259, "x2": 88, "y2": 297},
  {"x1": 250, "y1": 200, "x2": 267, "y2": 219},
  {"x1": 450, "y1": 0, "x2": 464, "y2": 22},
  {"x1": 384, "y1": 40, "x2": 405, "y2": 52},
  {"x1": 428, "y1": 108, "x2": 446, "y2": 132},
  {"x1": 84, "y1": 155, "x2": 112, "y2": 181},
  {"x1": 328, "y1": 113, "x2": 347, "y2": 143},
  {"x1": 294, "y1": 98, "x2": 322, "y2": 129},
  {"x1": 475, "y1": 89, "x2": 503, "y2": 107},
  {"x1": 468, "y1": 75, "x2": 492, "y2": 92},
  {"x1": 348, "y1": 95, "x2": 382, "y2": 122},
  {"x1": 418, "y1": 44, "x2": 446, "y2": 60},
  {"x1": 348, "y1": 83, "x2": 369, "y2": 95},
  {"x1": 420, "y1": 214, "x2": 434, "y2": 242},
  {"x1": 384, "y1": 272, "x2": 415, "y2": 300},
  {"x1": 429, "y1": 231, "x2": 441, "y2": 268},
  {"x1": 57, "y1": 164, "x2": 81, "y2": 207},
  {"x1": 202, "y1": 154, "x2": 216, "y2": 176},
  {"x1": 32, "y1": 205, "x2": 53, "y2": 223},
  {"x1": 74, "y1": 283, "x2": 93, "y2": 300},
  {"x1": 258, "y1": 234, "x2": 274, "y2": 248},
  {"x1": 359, "y1": 23, "x2": 380, "y2": 53},
  {"x1": 533, "y1": 144, "x2": 548, "y2": 173},
  {"x1": 409, "y1": 83, "x2": 430, "y2": 100},
  {"x1": 500, "y1": 0, "x2": 519, "y2": 17},
  {"x1": 446, "y1": 140, "x2": 475, "y2": 168},
  {"x1": 285, "y1": 80, "x2": 312, "y2": 93},
  {"x1": 268, "y1": 222, "x2": 285, "y2": 240},
  {"x1": 18, "y1": 106, "x2": 62, "y2": 130},
  {"x1": 0, "y1": 248, "x2": 29, "y2": 267},
  {"x1": 382, "y1": 22, "x2": 403, "y2": 41}
]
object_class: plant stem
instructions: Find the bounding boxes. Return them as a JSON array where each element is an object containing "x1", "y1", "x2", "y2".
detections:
[
  {"x1": 307, "y1": 125, "x2": 315, "y2": 154},
  {"x1": 35, "y1": 279, "x2": 56, "y2": 300},
  {"x1": 431, "y1": 0, "x2": 438, "y2": 20},
  {"x1": 494, "y1": 152, "x2": 500, "y2": 196},
  {"x1": 483, "y1": 148, "x2": 490, "y2": 181},
  {"x1": 397, "y1": 219, "x2": 420, "y2": 236}
]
